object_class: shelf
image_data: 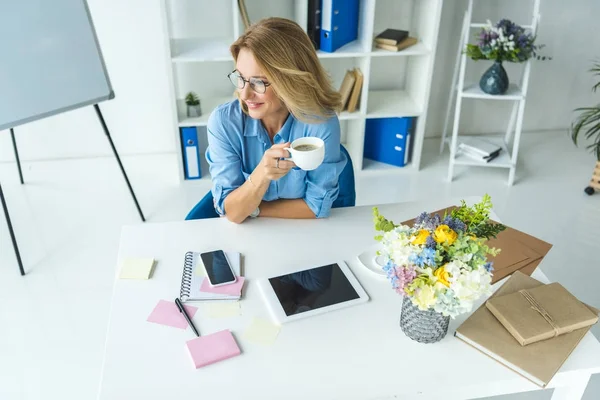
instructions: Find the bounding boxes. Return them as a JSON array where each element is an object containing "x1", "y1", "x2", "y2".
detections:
[
  {"x1": 171, "y1": 38, "x2": 233, "y2": 62},
  {"x1": 370, "y1": 41, "x2": 430, "y2": 57},
  {"x1": 316, "y1": 41, "x2": 369, "y2": 59},
  {"x1": 360, "y1": 158, "x2": 414, "y2": 175},
  {"x1": 452, "y1": 136, "x2": 514, "y2": 169},
  {"x1": 470, "y1": 23, "x2": 533, "y2": 30},
  {"x1": 177, "y1": 96, "x2": 235, "y2": 127},
  {"x1": 461, "y1": 83, "x2": 524, "y2": 101},
  {"x1": 366, "y1": 90, "x2": 421, "y2": 118}
]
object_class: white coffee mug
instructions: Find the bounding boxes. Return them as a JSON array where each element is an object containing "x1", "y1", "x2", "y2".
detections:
[{"x1": 284, "y1": 137, "x2": 325, "y2": 171}]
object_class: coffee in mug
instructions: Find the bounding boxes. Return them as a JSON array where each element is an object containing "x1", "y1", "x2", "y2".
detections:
[
  {"x1": 293, "y1": 144, "x2": 318, "y2": 151},
  {"x1": 284, "y1": 137, "x2": 325, "y2": 170}
]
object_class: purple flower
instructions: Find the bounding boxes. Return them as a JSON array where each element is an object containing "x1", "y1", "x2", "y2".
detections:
[
  {"x1": 387, "y1": 264, "x2": 417, "y2": 295},
  {"x1": 425, "y1": 236, "x2": 437, "y2": 249},
  {"x1": 442, "y1": 216, "x2": 466, "y2": 233},
  {"x1": 484, "y1": 262, "x2": 494, "y2": 272},
  {"x1": 415, "y1": 211, "x2": 442, "y2": 230}
]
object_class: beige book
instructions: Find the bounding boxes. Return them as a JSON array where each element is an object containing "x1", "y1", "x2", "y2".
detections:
[
  {"x1": 375, "y1": 37, "x2": 418, "y2": 52},
  {"x1": 346, "y1": 68, "x2": 363, "y2": 113},
  {"x1": 455, "y1": 271, "x2": 600, "y2": 388},
  {"x1": 486, "y1": 283, "x2": 599, "y2": 346},
  {"x1": 338, "y1": 70, "x2": 356, "y2": 111}
]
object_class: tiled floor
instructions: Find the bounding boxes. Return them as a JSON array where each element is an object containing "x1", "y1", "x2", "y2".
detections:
[{"x1": 1, "y1": 131, "x2": 599, "y2": 400}]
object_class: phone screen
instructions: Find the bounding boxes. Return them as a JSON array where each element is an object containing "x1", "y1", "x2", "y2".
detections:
[{"x1": 200, "y1": 250, "x2": 236, "y2": 285}]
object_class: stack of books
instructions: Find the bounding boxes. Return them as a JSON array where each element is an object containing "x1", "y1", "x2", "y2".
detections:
[
  {"x1": 455, "y1": 271, "x2": 600, "y2": 388},
  {"x1": 339, "y1": 68, "x2": 363, "y2": 113},
  {"x1": 458, "y1": 138, "x2": 502, "y2": 163},
  {"x1": 374, "y1": 28, "x2": 417, "y2": 52}
]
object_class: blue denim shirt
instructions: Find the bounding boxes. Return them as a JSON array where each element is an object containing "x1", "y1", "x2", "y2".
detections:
[{"x1": 205, "y1": 100, "x2": 347, "y2": 218}]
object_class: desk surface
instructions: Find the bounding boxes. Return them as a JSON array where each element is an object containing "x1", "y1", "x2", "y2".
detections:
[{"x1": 98, "y1": 199, "x2": 600, "y2": 400}]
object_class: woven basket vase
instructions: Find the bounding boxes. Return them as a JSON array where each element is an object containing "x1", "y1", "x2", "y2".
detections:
[{"x1": 400, "y1": 296, "x2": 450, "y2": 343}]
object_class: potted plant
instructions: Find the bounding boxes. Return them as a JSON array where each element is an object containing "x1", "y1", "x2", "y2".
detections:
[
  {"x1": 570, "y1": 61, "x2": 600, "y2": 195},
  {"x1": 465, "y1": 19, "x2": 540, "y2": 95},
  {"x1": 185, "y1": 91, "x2": 201, "y2": 118},
  {"x1": 372, "y1": 195, "x2": 505, "y2": 343}
]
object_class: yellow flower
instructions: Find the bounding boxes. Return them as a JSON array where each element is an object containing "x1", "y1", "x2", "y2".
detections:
[
  {"x1": 412, "y1": 229, "x2": 430, "y2": 245},
  {"x1": 433, "y1": 265, "x2": 451, "y2": 287},
  {"x1": 433, "y1": 224, "x2": 457, "y2": 245},
  {"x1": 413, "y1": 285, "x2": 437, "y2": 310}
]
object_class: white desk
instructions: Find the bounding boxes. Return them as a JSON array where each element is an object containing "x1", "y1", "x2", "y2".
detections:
[{"x1": 98, "y1": 199, "x2": 600, "y2": 400}]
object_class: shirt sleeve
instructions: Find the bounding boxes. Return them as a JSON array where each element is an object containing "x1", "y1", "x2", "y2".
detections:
[
  {"x1": 303, "y1": 117, "x2": 347, "y2": 218},
  {"x1": 205, "y1": 109, "x2": 244, "y2": 216}
]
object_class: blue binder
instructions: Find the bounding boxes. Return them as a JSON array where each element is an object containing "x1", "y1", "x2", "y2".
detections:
[
  {"x1": 363, "y1": 118, "x2": 414, "y2": 167},
  {"x1": 181, "y1": 127, "x2": 201, "y2": 179},
  {"x1": 320, "y1": 0, "x2": 359, "y2": 53}
]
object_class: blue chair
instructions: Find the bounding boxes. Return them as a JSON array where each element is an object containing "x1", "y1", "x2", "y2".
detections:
[{"x1": 185, "y1": 144, "x2": 355, "y2": 220}]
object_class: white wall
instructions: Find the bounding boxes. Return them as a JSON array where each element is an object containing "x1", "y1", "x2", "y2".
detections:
[
  {"x1": 1, "y1": 0, "x2": 598, "y2": 163},
  {"x1": 0, "y1": 0, "x2": 175, "y2": 163},
  {"x1": 427, "y1": 0, "x2": 600, "y2": 137}
]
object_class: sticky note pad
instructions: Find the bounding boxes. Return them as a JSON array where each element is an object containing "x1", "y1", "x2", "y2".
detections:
[
  {"x1": 205, "y1": 302, "x2": 241, "y2": 318},
  {"x1": 186, "y1": 330, "x2": 241, "y2": 369},
  {"x1": 200, "y1": 277, "x2": 246, "y2": 296},
  {"x1": 147, "y1": 300, "x2": 198, "y2": 329},
  {"x1": 243, "y1": 317, "x2": 281, "y2": 345},
  {"x1": 194, "y1": 264, "x2": 206, "y2": 277},
  {"x1": 119, "y1": 258, "x2": 155, "y2": 279}
]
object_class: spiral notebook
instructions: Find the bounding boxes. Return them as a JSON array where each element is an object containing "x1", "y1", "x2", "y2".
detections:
[{"x1": 179, "y1": 251, "x2": 242, "y2": 302}]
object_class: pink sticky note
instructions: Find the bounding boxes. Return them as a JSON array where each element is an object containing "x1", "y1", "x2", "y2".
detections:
[
  {"x1": 199, "y1": 277, "x2": 246, "y2": 296},
  {"x1": 186, "y1": 330, "x2": 241, "y2": 368},
  {"x1": 147, "y1": 300, "x2": 198, "y2": 329}
]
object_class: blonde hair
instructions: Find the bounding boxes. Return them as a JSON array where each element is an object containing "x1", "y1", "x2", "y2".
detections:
[{"x1": 230, "y1": 17, "x2": 342, "y2": 123}]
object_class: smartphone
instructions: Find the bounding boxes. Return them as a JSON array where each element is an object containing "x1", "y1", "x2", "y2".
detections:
[{"x1": 200, "y1": 250, "x2": 237, "y2": 287}]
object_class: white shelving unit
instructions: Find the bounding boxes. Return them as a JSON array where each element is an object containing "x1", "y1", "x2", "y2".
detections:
[
  {"x1": 160, "y1": 0, "x2": 442, "y2": 182},
  {"x1": 441, "y1": 0, "x2": 540, "y2": 186}
]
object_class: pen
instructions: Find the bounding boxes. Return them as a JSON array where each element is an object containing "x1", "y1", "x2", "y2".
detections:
[{"x1": 175, "y1": 297, "x2": 200, "y2": 337}]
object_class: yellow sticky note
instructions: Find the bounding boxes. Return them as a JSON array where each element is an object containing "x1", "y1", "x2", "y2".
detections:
[
  {"x1": 119, "y1": 258, "x2": 155, "y2": 279},
  {"x1": 195, "y1": 264, "x2": 206, "y2": 277},
  {"x1": 243, "y1": 317, "x2": 281, "y2": 345},
  {"x1": 205, "y1": 302, "x2": 241, "y2": 318}
]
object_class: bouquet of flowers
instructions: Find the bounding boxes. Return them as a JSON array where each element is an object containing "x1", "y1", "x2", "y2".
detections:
[
  {"x1": 466, "y1": 19, "x2": 540, "y2": 63},
  {"x1": 373, "y1": 195, "x2": 506, "y2": 318}
]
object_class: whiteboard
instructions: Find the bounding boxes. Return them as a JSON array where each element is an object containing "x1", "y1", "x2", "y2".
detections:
[{"x1": 0, "y1": 0, "x2": 114, "y2": 131}]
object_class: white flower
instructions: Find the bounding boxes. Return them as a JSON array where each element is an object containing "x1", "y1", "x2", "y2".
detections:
[
  {"x1": 509, "y1": 34, "x2": 514, "y2": 40},
  {"x1": 491, "y1": 39, "x2": 496, "y2": 47}
]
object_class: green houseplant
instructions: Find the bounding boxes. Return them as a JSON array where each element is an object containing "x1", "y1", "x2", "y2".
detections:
[
  {"x1": 570, "y1": 61, "x2": 600, "y2": 195},
  {"x1": 185, "y1": 91, "x2": 201, "y2": 118}
]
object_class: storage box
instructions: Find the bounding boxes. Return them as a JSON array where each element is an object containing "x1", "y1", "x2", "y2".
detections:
[{"x1": 363, "y1": 117, "x2": 414, "y2": 167}]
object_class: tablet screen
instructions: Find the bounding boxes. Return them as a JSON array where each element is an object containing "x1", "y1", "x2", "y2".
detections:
[{"x1": 268, "y1": 263, "x2": 360, "y2": 316}]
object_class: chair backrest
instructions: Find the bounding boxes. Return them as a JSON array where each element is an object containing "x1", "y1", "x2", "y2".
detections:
[{"x1": 332, "y1": 144, "x2": 356, "y2": 209}]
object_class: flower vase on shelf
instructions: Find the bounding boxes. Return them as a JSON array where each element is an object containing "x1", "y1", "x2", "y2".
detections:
[
  {"x1": 480, "y1": 61, "x2": 509, "y2": 95},
  {"x1": 400, "y1": 297, "x2": 450, "y2": 343}
]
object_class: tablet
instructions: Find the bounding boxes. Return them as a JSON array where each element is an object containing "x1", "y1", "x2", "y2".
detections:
[{"x1": 257, "y1": 260, "x2": 369, "y2": 324}]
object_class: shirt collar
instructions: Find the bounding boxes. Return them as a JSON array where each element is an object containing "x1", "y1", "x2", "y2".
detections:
[{"x1": 243, "y1": 112, "x2": 294, "y2": 143}]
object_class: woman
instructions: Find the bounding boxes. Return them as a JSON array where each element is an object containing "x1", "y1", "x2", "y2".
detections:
[{"x1": 206, "y1": 17, "x2": 347, "y2": 224}]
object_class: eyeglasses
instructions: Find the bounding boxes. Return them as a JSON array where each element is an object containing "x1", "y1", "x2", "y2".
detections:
[{"x1": 227, "y1": 70, "x2": 271, "y2": 94}]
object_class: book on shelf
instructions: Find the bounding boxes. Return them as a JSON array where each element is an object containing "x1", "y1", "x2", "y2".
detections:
[
  {"x1": 306, "y1": 0, "x2": 321, "y2": 50},
  {"x1": 375, "y1": 37, "x2": 418, "y2": 52},
  {"x1": 338, "y1": 69, "x2": 356, "y2": 111},
  {"x1": 346, "y1": 68, "x2": 363, "y2": 113},
  {"x1": 455, "y1": 271, "x2": 600, "y2": 388},
  {"x1": 458, "y1": 145, "x2": 501, "y2": 163},
  {"x1": 374, "y1": 28, "x2": 408, "y2": 45},
  {"x1": 459, "y1": 137, "x2": 502, "y2": 157}
]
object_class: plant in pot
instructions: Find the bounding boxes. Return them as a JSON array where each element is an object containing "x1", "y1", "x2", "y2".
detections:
[
  {"x1": 372, "y1": 195, "x2": 505, "y2": 343},
  {"x1": 185, "y1": 91, "x2": 201, "y2": 118},
  {"x1": 570, "y1": 61, "x2": 600, "y2": 195},
  {"x1": 465, "y1": 19, "x2": 541, "y2": 95}
]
